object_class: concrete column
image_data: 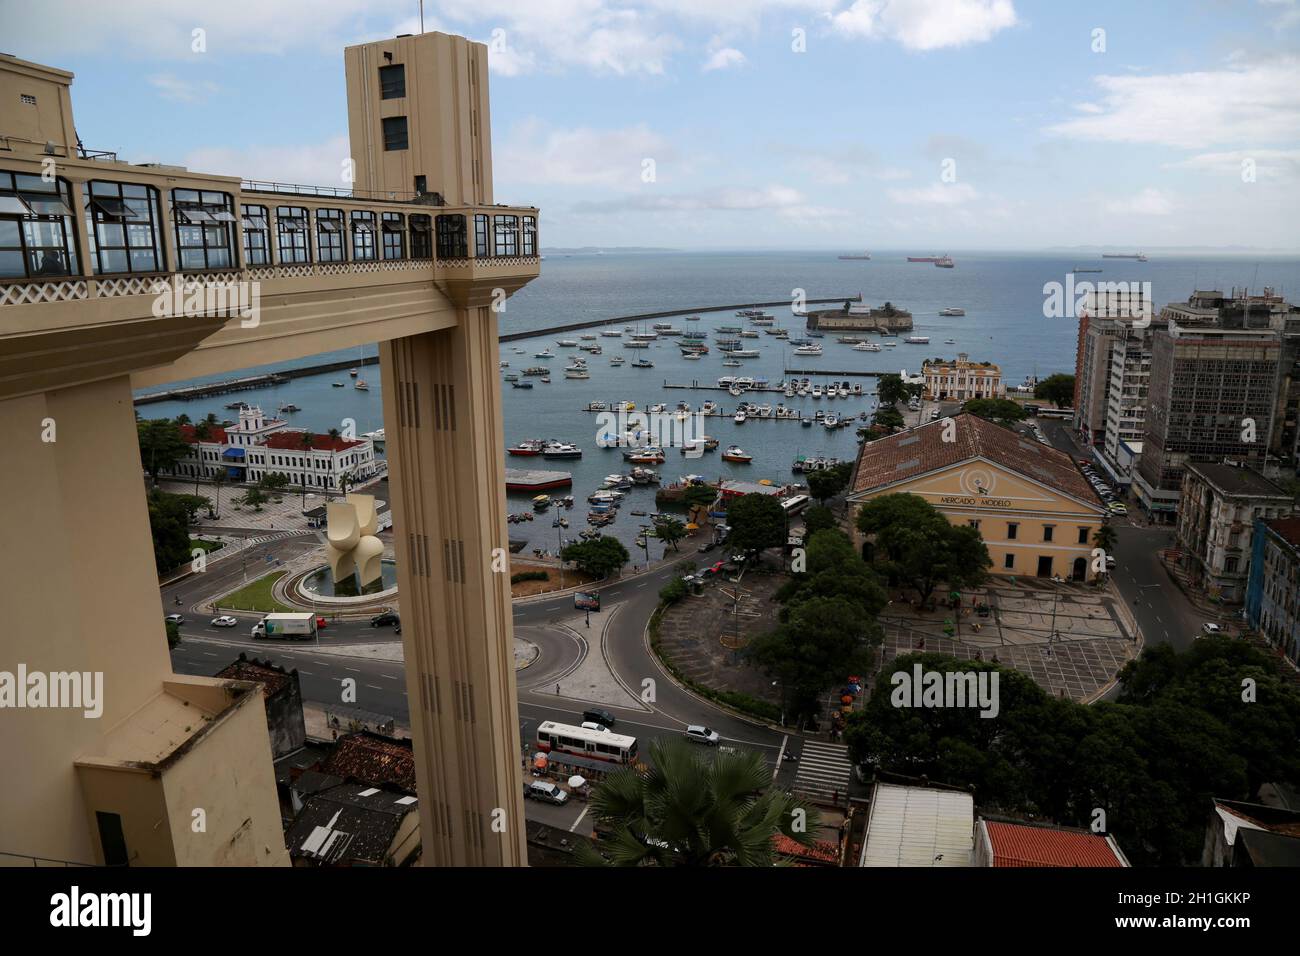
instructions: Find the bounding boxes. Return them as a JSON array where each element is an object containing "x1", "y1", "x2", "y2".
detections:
[{"x1": 380, "y1": 308, "x2": 526, "y2": 866}]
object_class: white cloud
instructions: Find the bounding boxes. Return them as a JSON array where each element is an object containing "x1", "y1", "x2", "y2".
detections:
[
  {"x1": 830, "y1": 0, "x2": 1018, "y2": 51},
  {"x1": 147, "y1": 73, "x2": 220, "y2": 103},
  {"x1": 702, "y1": 47, "x2": 747, "y2": 71},
  {"x1": 887, "y1": 182, "x2": 979, "y2": 205},
  {"x1": 182, "y1": 136, "x2": 352, "y2": 189},
  {"x1": 1167, "y1": 149, "x2": 1300, "y2": 180},
  {"x1": 1047, "y1": 58, "x2": 1300, "y2": 148},
  {"x1": 1259, "y1": 0, "x2": 1300, "y2": 31},
  {"x1": 497, "y1": 120, "x2": 674, "y2": 188},
  {"x1": 1103, "y1": 188, "x2": 1176, "y2": 216}
]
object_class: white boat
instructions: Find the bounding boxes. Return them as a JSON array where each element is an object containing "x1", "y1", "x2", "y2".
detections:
[
  {"x1": 624, "y1": 340, "x2": 650, "y2": 349},
  {"x1": 905, "y1": 336, "x2": 930, "y2": 344},
  {"x1": 564, "y1": 368, "x2": 590, "y2": 379},
  {"x1": 557, "y1": 339, "x2": 579, "y2": 347},
  {"x1": 721, "y1": 349, "x2": 760, "y2": 358},
  {"x1": 811, "y1": 385, "x2": 822, "y2": 398},
  {"x1": 793, "y1": 344, "x2": 823, "y2": 356},
  {"x1": 939, "y1": 308, "x2": 965, "y2": 316},
  {"x1": 683, "y1": 352, "x2": 702, "y2": 360},
  {"x1": 852, "y1": 342, "x2": 881, "y2": 352},
  {"x1": 535, "y1": 349, "x2": 555, "y2": 358},
  {"x1": 354, "y1": 380, "x2": 370, "y2": 391},
  {"x1": 600, "y1": 329, "x2": 623, "y2": 337}
]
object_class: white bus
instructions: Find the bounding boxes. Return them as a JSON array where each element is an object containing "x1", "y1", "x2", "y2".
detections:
[
  {"x1": 536, "y1": 721, "x2": 639, "y2": 765},
  {"x1": 780, "y1": 494, "x2": 810, "y2": 516}
]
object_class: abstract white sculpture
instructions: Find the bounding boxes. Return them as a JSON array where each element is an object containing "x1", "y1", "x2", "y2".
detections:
[{"x1": 326, "y1": 493, "x2": 384, "y2": 588}]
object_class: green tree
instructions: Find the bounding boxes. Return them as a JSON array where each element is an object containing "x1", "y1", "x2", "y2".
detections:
[
  {"x1": 655, "y1": 516, "x2": 687, "y2": 552},
  {"x1": 145, "y1": 490, "x2": 204, "y2": 573},
  {"x1": 777, "y1": 529, "x2": 887, "y2": 621},
  {"x1": 962, "y1": 398, "x2": 1026, "y2": 426},
  {"x1": 806, "y1": 462, "x2": 852, "y2": 503},
  {"x1": 561, "y1": 536, "x2": 630, "y2": 578},
  {"x1": 575, "y1": 738, "x2": 820, "y2": 866},
  {"x1": 856, "y1": 493, "x2": 990, "y2": 604},
  {"x1": 298, "y1": 432, "x2": 317, "y2": 508},
  {"x1": 210, "y1": 470, "x2": 226, "y2": 518},
  {"x1": 165, "y1": 619, "x2": 181, "y2": 650},
  {"x1": 259, "y1": 471, "x2": 291, "y2": 494},
  {"x1": 725, "y1": 493, "x2": 787, "y2": 558},
  {"x1": 1034, "y1": 373, "x2": 1076, "y2": 408},
  {"x1": 235, "y1": 487, "x2": 270, "y2": 512},
  {"x1": 659, "y1": 577, "x2": 688, "y2": 604},
  {"x1": 137, "y1": 418, "x2": 191, "y2": 487},
  {"x1": 680, "y1": 483, "x2": 719, "y2": 510},
  {"x1": 872, "y1": 406, "x2": 905, "y2": 431},
  {"x1": 1093, "y1": 524, "x2": 1118, "y2": 559},
  {"x1": 876, "y1": 374, "x2": 907, "y2": 406},
  {"x1": 801, "y1": 504, "x2": 836, "y2": 538}
]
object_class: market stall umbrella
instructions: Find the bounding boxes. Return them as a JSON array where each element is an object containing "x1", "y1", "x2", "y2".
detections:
[
  {"x1": 685, "y1": 522, "x2": 699, "y2": 531},
  {"x1": 567, "y1": 775, "x2": 587, "y2": 789},
  {"x1": 533, "y1": 754, "x2": 548, "y2": 771}
]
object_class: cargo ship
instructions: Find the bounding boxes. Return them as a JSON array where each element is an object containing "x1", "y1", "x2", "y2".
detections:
[
  {"x1": 907, "y1": 255, "x2": 943, "y2": 262},
  {"x1": 837, "y1": 251, "x2": 872, "y2": 260},
  {"x1": 1102, "y1": 252, "x2": 1148, "y2": 261}
]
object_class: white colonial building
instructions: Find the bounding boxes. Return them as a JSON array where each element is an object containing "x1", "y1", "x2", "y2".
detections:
[{"x1": 169, "y1": 405, "x2": 379, "y2": 491}]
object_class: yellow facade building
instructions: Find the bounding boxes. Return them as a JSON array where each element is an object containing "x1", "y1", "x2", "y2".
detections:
[
  {"x1": 921, "y1": 353, "x2": 1005, "y2": 401},
  {"x1": 848, "y1": 414, "x2": 1108, "y2": 580}
]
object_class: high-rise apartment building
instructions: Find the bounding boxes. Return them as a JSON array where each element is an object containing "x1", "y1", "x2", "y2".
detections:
[{"x1": 1071, "y1": 288, "x2": 1149, "y2": 448}]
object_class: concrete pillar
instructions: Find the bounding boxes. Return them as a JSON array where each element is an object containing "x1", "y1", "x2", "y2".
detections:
[{"x1": 380, "y1": 307, "x2": 526, "y2": 866}]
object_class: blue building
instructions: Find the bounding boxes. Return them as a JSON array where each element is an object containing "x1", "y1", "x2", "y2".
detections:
[{"x1": 1245, "y1": 517, "x2": 1300, "y2": 667}]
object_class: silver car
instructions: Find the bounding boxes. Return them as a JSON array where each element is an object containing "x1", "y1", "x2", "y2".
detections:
[{"x1": 684, "y1": 725, "x2": 720, "y2": 746}]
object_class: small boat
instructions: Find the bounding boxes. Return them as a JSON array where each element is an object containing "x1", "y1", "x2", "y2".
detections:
[
  {"x1": 535, "y1": 349, "x2": 555, "y2": 358},
  {"x1": 609, "y1": 356, "x2": 625, "y2": 366},
  {"x1": 540, "y1": 377, "x2": 550, "y2": 384},
  {"x1": 905, "y1": 336, "x2": 930, "y2": 344},
  {"x1": 504, "y1": 373, "x2": 519, "y2": 382},
  {"x1": 532, "y1": 495, "x2": 552, "y2": 511},
  {"x1": 601, "y1": 329, "x2": 623, "y2": 338},
  {"x1": 801, "y1": 418, "x2": 813, "y2": 427},
  {"x1": 557, "y1": 339, "x2": 578, "y2": 347},
  {"x1": 625, "y1": 447, "x2": 666, "y2": 464},
  {"x1": 721, "y1": 445, "x2": 752, "y2": 463},
  {"x1": 349, "y1": 368, "x2": 359, "y2": 377},
  {"x1": 944, "y1": 338, "x2": 956, "y2": 344},
  {"x1": 579, "y1": 335, "x2": 597, "y2": 340},
  {"x1": 225, "y1": 401, "x2": 247, "y2": 410},
  {"x1": 631, "y1": 359, "x2": 654, "y2": 368},
  {"x1": 686, "y1": 315, "x2": 700, "y2": 321},
  {"x1": 332, "y1": 381, "x2": 345, "y2": 387},
  {"x1": 543, "y1": 442, "x2": 583, "y2": 459},
  {"x1": 564, "y1": 368, "x2": 590, "y2": 379},
  {"x1": 585, "y1": 401, "x2": 608, "y2": 411},
  {"x1": 939, "y1": 308, "x2": 965, "y2": 316},
  {"x1": 852, "y1": 342, "x2": 881, "y2": 352},
  {"x1": 354, "y1": 380, "x2": 370, "y2": 391},
  {"x1": 722, "y1": 360, "x2": 742, "y2": 367},
  {"x1": 511, "y1": 381, "x2": 534, "y2": 389},
  {"x1": 734, "y1": 410, "x2": 747, "y2": 424}
]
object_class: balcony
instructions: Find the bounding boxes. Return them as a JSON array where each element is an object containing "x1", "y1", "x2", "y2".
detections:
[{"x1": 430, "y1": 205, "x2": 541, "y2": 308}]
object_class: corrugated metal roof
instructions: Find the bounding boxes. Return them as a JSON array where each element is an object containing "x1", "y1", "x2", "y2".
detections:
[{"x1": 860, "y1": 783, "x2": 974, "y2": 867}]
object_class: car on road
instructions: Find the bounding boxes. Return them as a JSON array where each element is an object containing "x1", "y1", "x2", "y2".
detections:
[
  {"x1": 697, "y1": 541, "x2": 716, "y2": 554},
  {"x1": 165, "y1": 613, "x2": 183, "y2": 624},
  {"x1": 1201, "y1": 623, "x2": 1225, "y2": 636},
  {"x1": 523, "y1": 780, "x2": 569, "y2": 805},
  {"x1": 684, "y1": 725, "x2": 720, "y2": 746},
  {"x1": 210, "y1": 616, "x2": 238, "y2": 628},
  {"x1": 370, "y1": 611, "x2": 400, "y2": 627},
  {"x1": 582, "y1": 708, "x2": 616, "y2": 728},
  {"x1": 1105, "y1": 555, "x2": 1117, "y2": 569},
  {"x1": 581, "y1": 721, "x2": 609, "y2": 733},
  {"x1": 316, "y1": 616, "x2": 328, "y2": 629},
  {"x1": 701, "y1": 561, "x2": 727, "y2": 578}
]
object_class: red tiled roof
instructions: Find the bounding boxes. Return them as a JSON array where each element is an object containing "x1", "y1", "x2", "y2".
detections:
[
  {"x1": 849, "y1": 413, "x2": 1102, "y2": 508},
  {"x1": 321, "y1": 732, "x2": 416, "y2": 793},
  {"x1": 983, "y1": 821, "x2": 1125, "y2": 867},
  {"x1": 263, "y1": 431, "x2": 363, "y2": 452},
  {"x1": 1265, "y1": 517, "x2": 1300, "y2": 549},
  {"x1": 178, "y1": 423, "x2": 228, "y2": 444},
  {"x1": 215, "y1": 656, "x2": 292, "y2": 697}
]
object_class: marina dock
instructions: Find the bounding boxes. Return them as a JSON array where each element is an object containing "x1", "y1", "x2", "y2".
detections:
[{"x1": 134, "y1": 356, "x2": 380, "y2": 405}]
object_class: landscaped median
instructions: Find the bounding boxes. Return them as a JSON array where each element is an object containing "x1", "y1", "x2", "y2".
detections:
[
  {"x1": 213, "y1": 570, "x2": 298, "y2": 614},
  {"x1": 648, "y1": 599, "x2": 783, "y2": 725}
]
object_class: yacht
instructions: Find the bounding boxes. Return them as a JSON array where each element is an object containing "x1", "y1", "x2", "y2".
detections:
[
  {"x1": 733, "y1": 409, "x2": 747, "y2": 424},
  {"x1": 348, "y1": 368, "x2": 359, "y2": 377},
  {"x1": 905, "y1": 336, "x2": 930, "y2": 344},
  {"x1": 721, "y1": 446, "x2": 753, "y2": 463},
  {"x1": 557, "y1": 339, "x2": 579, "y2": 347},
  {"x1": 535, "y1": 349, "x2": 555, "y2": 358},
  {"x1": 793, "y1": 344, "x2": 823, "y2": 356},
  {"x1": 939, "y1": 308, "x2": 965, "y2": 316},
  {"x1": 609, "y1": 355, "x2": 625, "y2": 366},
  {"x1": 508, "y1": 439, "x2": 546, "y2": 456},
  {"x1": 600, "y1": 329, "x2": 623, "y2": 337},
  {"x1": 354, "y1": 380, "x2": 370, "y2": 391},
  {"x1": 542, "y1": 442, "x2": 583, "y2": 459},
  {"x1": 564, "y1": 367, "x2": 590, "y2": 379},
  {"x1": 852, "y1": 342, "x2": 881, "y2": 352},
  {"x1": 631, "y1": 358, "x2": 654, "y2": 368}
]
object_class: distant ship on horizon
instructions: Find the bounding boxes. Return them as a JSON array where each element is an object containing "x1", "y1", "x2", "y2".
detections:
[
  {"x1": 907, "y1": 255, "x2": 944, "y2": 263},
  {"x1": 837, "y1": 251, "x2": 872, "y2": 260},
  {"x1": 1102, "y1": 252, "x2": 1149, "y2": 261}
]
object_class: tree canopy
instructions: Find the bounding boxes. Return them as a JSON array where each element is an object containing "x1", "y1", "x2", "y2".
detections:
[
  {"x1": 961, "y1": 398, "x2": 1026, "y2": 426},
  {"x1": 561, "y1": 535, "x2": 631, "y2": 577},
  {"x1": 856, "y1": 493, "x2": 991, "y2": 604},
  {"x1": 725, "y1": 493, "x2": 787, "y2": 556},
  {"x1": 137, "y1": 418, "x2": 190, "y2": 485},
  {"x1": 1034, "y1": 373, "x2": 1075, "y2": 408},
  {"x1": 806, "y1": 462, "x2": 853, "y2": 503}
]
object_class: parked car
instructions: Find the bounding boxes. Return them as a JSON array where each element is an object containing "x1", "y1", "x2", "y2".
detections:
[
  {"x1": 165, "y1": 613, "x2": 183, "y2": 624},
  {"x1": 210, "y1": 616, "x2": 238, "y2": 628},
  {"x1": 581, "y1": 721, "x2": 609, "y2": 733},
  {"x1": 523, "y1": 780, "x2": 569, "y2": 805},
  {"x1": 583, "y1": 708, "x2": 616, "y2": 728},
  {"x1": 697, "y1": 541, "x2": 717, "y2": 554},
  {"x1": 1201, "y1": 622, "x2": 1225, "y2": 636},
  {"x1": 684, "y1": 725, "x2": 720, "y2": 746},
  {"x1": 370, "y1": 611, "x2": 400, "y2": 627}
]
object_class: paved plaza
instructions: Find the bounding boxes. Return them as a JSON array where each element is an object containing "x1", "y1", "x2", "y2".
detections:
[{"x1": 878, "y1": 578, "x2": 1138, "y2": 702}]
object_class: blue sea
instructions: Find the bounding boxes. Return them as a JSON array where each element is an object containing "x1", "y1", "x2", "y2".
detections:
[{"x1": 136, "y1": 250, "x2": 1300, "y2": 555}]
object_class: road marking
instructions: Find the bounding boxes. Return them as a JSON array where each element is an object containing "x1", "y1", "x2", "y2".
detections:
[
  {"x1": 773, "y1": 734, "x2": 788, "y2": 782},
  {"x1": 635, "y1": 582, "x2": 648, "y2": 588},
  {"x1": 313, "y1": 661, "x2": 329, "y2": 666},
  {"x1": 202, "y1": 652, "x2": 218, "y2": 657},
  {"x1": 299, "y1": 670, "x2": 314, "y2": 676},
  {"x1": 366, "y1": 684, "x2": 382, "y2": 690},
  {"x1": 568, "y1": 806, "x2": 590, "y2": 833},
  {"x1": 381, "y1": 674, "x2": 400, "y2": 681},
  {"x1": 345, "y1": 668, "x2": 360, "y2": 673}
]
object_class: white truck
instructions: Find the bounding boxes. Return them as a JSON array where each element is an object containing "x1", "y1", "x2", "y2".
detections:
[{"x1": 251, "y1": 612, "x2": 317, "y2": 640}]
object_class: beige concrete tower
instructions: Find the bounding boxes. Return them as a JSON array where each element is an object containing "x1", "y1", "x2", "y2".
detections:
[
  {"x1": 0, "y1": 32, "x2": 536, "y2": 866},
  {"x1": 347, "y1": 33, "x2": 533, "y2": 865}
]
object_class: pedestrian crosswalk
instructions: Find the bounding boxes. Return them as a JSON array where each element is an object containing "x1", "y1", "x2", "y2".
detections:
[
  {"x1": 243, "y1": 530, "x2": 312, "y2": 547},
  {"x1": 792, "y1": 740, "x2": 853, "y2": 802}
]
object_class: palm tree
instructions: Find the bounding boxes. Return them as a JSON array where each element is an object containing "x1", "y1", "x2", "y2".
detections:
[
  {"x1": 299, "y1": 431, "x2": 316, "y2": 509},
  {"x1": 1093, "y1": 523, "x2": 1118, "y2": 556},
  {"x1": 211, "y1": 470, "x2": 226, "y2": 519},
  {"x1": 574, "y1": 738, "x2": 819, "y2": 867}
]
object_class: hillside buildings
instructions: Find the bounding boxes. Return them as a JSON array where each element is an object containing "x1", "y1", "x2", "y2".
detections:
[
  {"x1": 848, "y1": 413, "x2": 1107, "y2": 580},
  {"x1": 1175, "y1": 463, "x2": 1293, "y2": 603},
  {"x1": 1245, "y1": 517, "x2": 1300, "y2": 667}
]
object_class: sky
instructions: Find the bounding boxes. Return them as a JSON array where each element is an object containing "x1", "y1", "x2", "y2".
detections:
[{"x1": 3, "y1": 0, "x2": 1299, "y2": 251}]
